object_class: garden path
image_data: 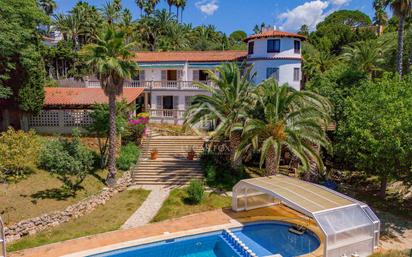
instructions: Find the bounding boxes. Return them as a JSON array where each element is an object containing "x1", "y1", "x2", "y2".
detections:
[{"x1": 121, "y1": 185, "x2": 170, "y2": 229}]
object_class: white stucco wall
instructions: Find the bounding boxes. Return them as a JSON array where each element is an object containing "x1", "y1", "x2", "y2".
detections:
[
  {"x1": 249, "y1": 59, "x2": 302, "y2": 90},
  {"x1": 247, "y1": 37, "x2": 301, "y2": 59},
  {"x1": 150, "y1": 90, "x2": 209, "y2": 110}
]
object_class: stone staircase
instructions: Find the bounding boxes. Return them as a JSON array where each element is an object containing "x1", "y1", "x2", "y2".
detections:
[{"x1": 132, "y1": 135, "x2": 206, "y2": 185}]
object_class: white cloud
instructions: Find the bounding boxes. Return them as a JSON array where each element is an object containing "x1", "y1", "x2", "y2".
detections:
[
  {"x1": 195, "y1": 0, "x2": 219, "y2": 16},
  {"x1": 278, "y1": 0, "x2": 329, "y2": 32},
  {"x1": 328, "y1": 0, "x2": 350, "y2": 6}
]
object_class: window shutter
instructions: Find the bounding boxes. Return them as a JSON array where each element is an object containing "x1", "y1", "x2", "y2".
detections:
[
  {"x1": 139, "y1": 70, "x2": 145, "y2": 81},
  {"x1": 173, "y1": 96, "x2": 179, "y2": 109},
  {"x1": 161, "y1": 70, "x2": 167, "y2": 81},
  {"x1": 156, "y1": 96, "x2": 162, "y2": 109},
  {"x1": 177, "y1": 70, "x2": 183, "y2": 81},
  {"x1": 193, "y1": 70, "x2": 199, "y2": 81}
]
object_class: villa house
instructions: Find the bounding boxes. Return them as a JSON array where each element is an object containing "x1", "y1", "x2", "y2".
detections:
[
  {"x1": 1, "y1": 29, "x2": 305, "y2": 132},
  {"x1": 119, "y1": 29, "x2": 305, "y2": 125}
]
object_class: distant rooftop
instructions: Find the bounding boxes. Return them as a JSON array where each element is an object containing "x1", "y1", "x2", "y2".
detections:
[
  {"x1": 132, "y1": 50, "x2": 247, "y2": 63},
  {"x1": 244, "y1": 30, "x2": 306, "y2": 42}
]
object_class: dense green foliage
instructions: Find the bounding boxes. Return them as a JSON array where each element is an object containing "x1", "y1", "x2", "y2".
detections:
[
  {"x1": 116, "y1": 143, "x2": 140, "y2": 171},
  {"x1": 236, "y1": 80, "x2": 332, "y2": 176},
  {"x1": 39, "y1": 136, "x2": 95, "y2": 192},
  {"x1": 186, "y1": 180, "x2": 205, "y2": 204},
  {"x1": 87, "y1": 102, "x2": 130, "y2": 168},
  {"x1": 0, "y1": 129, "x2": 40, "y2": 182},
  {"x1": 0, "y1": 0, "x2": 49, "y2": 113},
  {"x1": 335, "y1": 75, "x2": 412, "y2": 197}
]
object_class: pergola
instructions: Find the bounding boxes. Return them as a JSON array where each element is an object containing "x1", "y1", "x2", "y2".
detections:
[{"x1": 232, "y1": 175, "x2": 380, "y2": 257}]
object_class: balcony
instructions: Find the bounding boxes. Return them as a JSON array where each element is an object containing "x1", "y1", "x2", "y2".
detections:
[
  {"x1": 85, "y1": 80, "x2": 215, "y2": 90},
  {"x1": 149, "y1": 109, "x2": 186, "y2": 125}
]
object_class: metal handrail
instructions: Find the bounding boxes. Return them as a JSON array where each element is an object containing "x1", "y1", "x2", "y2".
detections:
[{"x1": 0, "y1": 216, "x2": 6, "y2": 257}]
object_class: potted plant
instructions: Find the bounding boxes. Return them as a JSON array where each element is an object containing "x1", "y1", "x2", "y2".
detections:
[
  {"x1": 187, "y1": 146, "x2": 196, "y2": 160},
  {"x1": 150, "y1": 148, "x2": 158, "y2": 160}
]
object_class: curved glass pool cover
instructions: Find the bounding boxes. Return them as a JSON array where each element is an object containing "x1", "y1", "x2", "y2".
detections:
[{"x1": 232, "y1": 175, "x2": 380, "y2": 257}]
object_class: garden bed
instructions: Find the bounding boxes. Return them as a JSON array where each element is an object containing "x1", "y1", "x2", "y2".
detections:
[
  {"x1": 151, "y1": 188, "x2": 231, "y2": 223},
  {"x1": 0, "y1": 168, "x2": 108, "y2": 226},
  {"x1": 7, "y1": 189, "x2": 149, "y2": 252}
]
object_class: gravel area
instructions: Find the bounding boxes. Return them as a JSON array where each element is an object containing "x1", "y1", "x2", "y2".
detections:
[{"x1": 121, "y1": 185, "x2": 170, "y2": 229}]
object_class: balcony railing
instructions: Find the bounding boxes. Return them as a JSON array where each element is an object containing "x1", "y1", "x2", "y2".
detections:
[
  {"x1": 149, "y1": 109, "x2": 185, "y2": 119},
  {"x1": 84, "y1": 80, "x2": 215, "y2": 90}
]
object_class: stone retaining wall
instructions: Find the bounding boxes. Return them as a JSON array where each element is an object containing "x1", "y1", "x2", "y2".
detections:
[{"x1": 5, "y1": 172, "x2": 132, "y2": 242}]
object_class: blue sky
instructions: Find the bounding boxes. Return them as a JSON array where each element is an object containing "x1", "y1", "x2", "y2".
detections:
[{"x1": 55, "y1": 0, "x2": 374, "y2": 34}]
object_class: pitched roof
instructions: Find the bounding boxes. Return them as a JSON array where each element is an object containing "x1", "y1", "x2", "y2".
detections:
[
  {"x1": 244, "y1": 30, "x2": 306, "y2": 42},
  {"x1": 44, "y1": 87, "x2": 144, "y2": 106},
  {"x1": 132, "y1": 50, "x2": 247, "y2": 62}
]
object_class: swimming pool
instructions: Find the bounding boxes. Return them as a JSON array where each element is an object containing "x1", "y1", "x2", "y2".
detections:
[{"x1": 89, "y1": 221, "x2": 320, "y2": 257}]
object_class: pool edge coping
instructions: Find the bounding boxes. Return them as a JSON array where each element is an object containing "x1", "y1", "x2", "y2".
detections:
[{"x1": 61, "y1": 219, "x2": 242, "y2": 257}]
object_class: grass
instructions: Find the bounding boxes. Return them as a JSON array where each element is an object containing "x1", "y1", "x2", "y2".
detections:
[
  {"x1": 7, "y1": 189, "x2": 150, "y2": 252},
  {"x1": 0, "y1": 168, "x2": 109, "y2": 226},
  {"x1": 151, "y1": 188, "x2": 231, "y2": 223}
]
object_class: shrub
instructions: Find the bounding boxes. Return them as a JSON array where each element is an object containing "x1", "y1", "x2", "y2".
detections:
[
  {"x1": 123, "y1": 115, "x2": 148, "y2": 145},
  {"x1": 116, "y1": 143, "x2": 140, "y2": 171},
  {"x1": 186, "y1": 180, "x2": 204, "y2": 204},
  {"x1": 0, "y1": 128, "x2": 40, "y2": 182},
  {"x1": 205, "y1": 164, "x2": 217, "y2": 184},
  {"x1": 39, "y1": 136, "x2": 95, "y2": 192}
]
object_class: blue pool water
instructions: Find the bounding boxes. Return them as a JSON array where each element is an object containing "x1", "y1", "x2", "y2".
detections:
[
  {"x1": 89, "y1": 221, "x2": 320, "y2": 257},
  {"x1": 232, "y1": 222, "x2": 320, "y2": 257}
]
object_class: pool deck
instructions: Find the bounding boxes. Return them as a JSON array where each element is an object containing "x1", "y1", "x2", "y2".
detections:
[{"x1": 10, "y1": 205, "x2": 324, "y2": 257}]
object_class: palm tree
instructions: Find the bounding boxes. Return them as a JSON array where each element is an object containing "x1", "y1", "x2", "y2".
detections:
[
  {"x1": 341, "y1": 40, "x2": 386, "y2": 76},
  {"x1": 80, "y1": 27, "x2": 137, "y2": 186},
  {"x1": 184, "y1": 63, "x2": 255, "y2": 169},
  {"x1": 381, "y1": 0, "x2": 411, "y2": 76},
  {"x1": 179, "y1": 0, "x2": 187, "y2": 23},
  {"x1": 373, "y1": 0, "x2": 389, "y2": 35},
  {"x1": 135, "y1": 0, "x2": 145, "y2": 16},
  {"x1": 167, "y1": 0, "x2": 175, "y2": 15},
  {"x1": 101, "y1": 0, "x2": 122, "y2": 24},
  {"x1": 38, "y1": 0, "x2": 57, "y2": 16},
  {"x1": 236, "y1": 80, "x2": 332, "y2": 176},
  {"x1": 175, "y1": 0, "x2": 185, "y2": 21}
]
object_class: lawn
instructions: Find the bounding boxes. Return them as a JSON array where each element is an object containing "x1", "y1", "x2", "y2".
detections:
[
  {"x1": 151, "y1": 188, "x2": 231, "y2": 223},
  {"x1": 0, "y1": 168, "x2": 108, "y2": 226},
  {"x1": 370, "y1": 250, "x2": 410, "y2": 257},
  {"x1": 8, "y1": 189, "x2": 149, "y2": 252}
]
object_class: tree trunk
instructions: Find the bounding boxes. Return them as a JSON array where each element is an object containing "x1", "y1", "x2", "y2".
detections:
[
  {"x1": 396, "y1": 16, "x2": 405, "y2": 76},
  {"x1": 304, "y1": 144, "x2": 320, "y2": 182},
  {"x1": 168, "y1": 5, "x2": 171, "y2": 15},
  {"x1": 176, "y1": 7, "x2": 179, "y2": 21},
  {"x1": 265, "y1": 145, "x2": 278, "y2": 176},
  {"x1": 181, "y1": 9, "x2": 183, "y2": 23},
  {"x1": 379, "y1": 175, "x2": 387, "y2": 199},
  {"x1": 408, "y1": 41, "x2": 412, "y2": 75},
  {"x1": 106, "y1": 92, "x2": 117, "y2": 186},
  {"x1": 229, "y1": 131, "x2": 242, "y2": 169}
]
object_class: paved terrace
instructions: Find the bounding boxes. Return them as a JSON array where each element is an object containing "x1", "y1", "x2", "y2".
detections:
[{"x1": 10, "y1": 205, "x2": 324, "y2": 257}]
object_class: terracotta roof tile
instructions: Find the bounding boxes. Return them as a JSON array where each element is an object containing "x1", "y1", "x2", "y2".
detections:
[
  {"x1": 44, "y1": 87, "x2": 144, "y2": 106},
  {"x1": 132, "y1": 50, "x2": 247, "y2": 62},
  {"x1": 244, "y1": 30, "x2": 306, "y2": 42}
]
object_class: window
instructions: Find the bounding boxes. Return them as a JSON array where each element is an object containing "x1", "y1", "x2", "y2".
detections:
[
  {"x1": 185, "y1": 96, "x2": 193, "y2": 108},
  {"x1": 266, "y1": 68, "x2": 279, "y2": 81},
  {"x1": 199, "y1": 70, "x2": 209, "y2": 81},
  {"x1": 294, "y1": 68, "x2": 300, "y2": 81},
  {"x1": 294, "y1": 40, "x2": 301, "y2": 54},
  {"x1": 267, "y1": 39, "x2": 280, "y2": 53},
  {"x1": 248, "y1": 41, "x2": 254, "y2": 55}
]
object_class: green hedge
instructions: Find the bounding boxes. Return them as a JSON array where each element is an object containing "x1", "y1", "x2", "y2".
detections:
[{"x1": 117, "y1": 143, "x2": 140, "y2": 171}]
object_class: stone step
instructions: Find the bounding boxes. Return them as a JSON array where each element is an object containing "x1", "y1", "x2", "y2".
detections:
[
  {"x1": 133, "y1": 175, "x2": 204, "y2": 180},
  {"x1": 133, "y1": 178, "x2": 203, "y2": 185},
  {"x1": 137, "y1": 163, "x2": 201, "y2": 168}
]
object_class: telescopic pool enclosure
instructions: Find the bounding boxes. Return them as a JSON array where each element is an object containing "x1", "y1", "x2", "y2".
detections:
[{"x1": 232, "y1": 175, "x2": 380, "y2": 257}]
